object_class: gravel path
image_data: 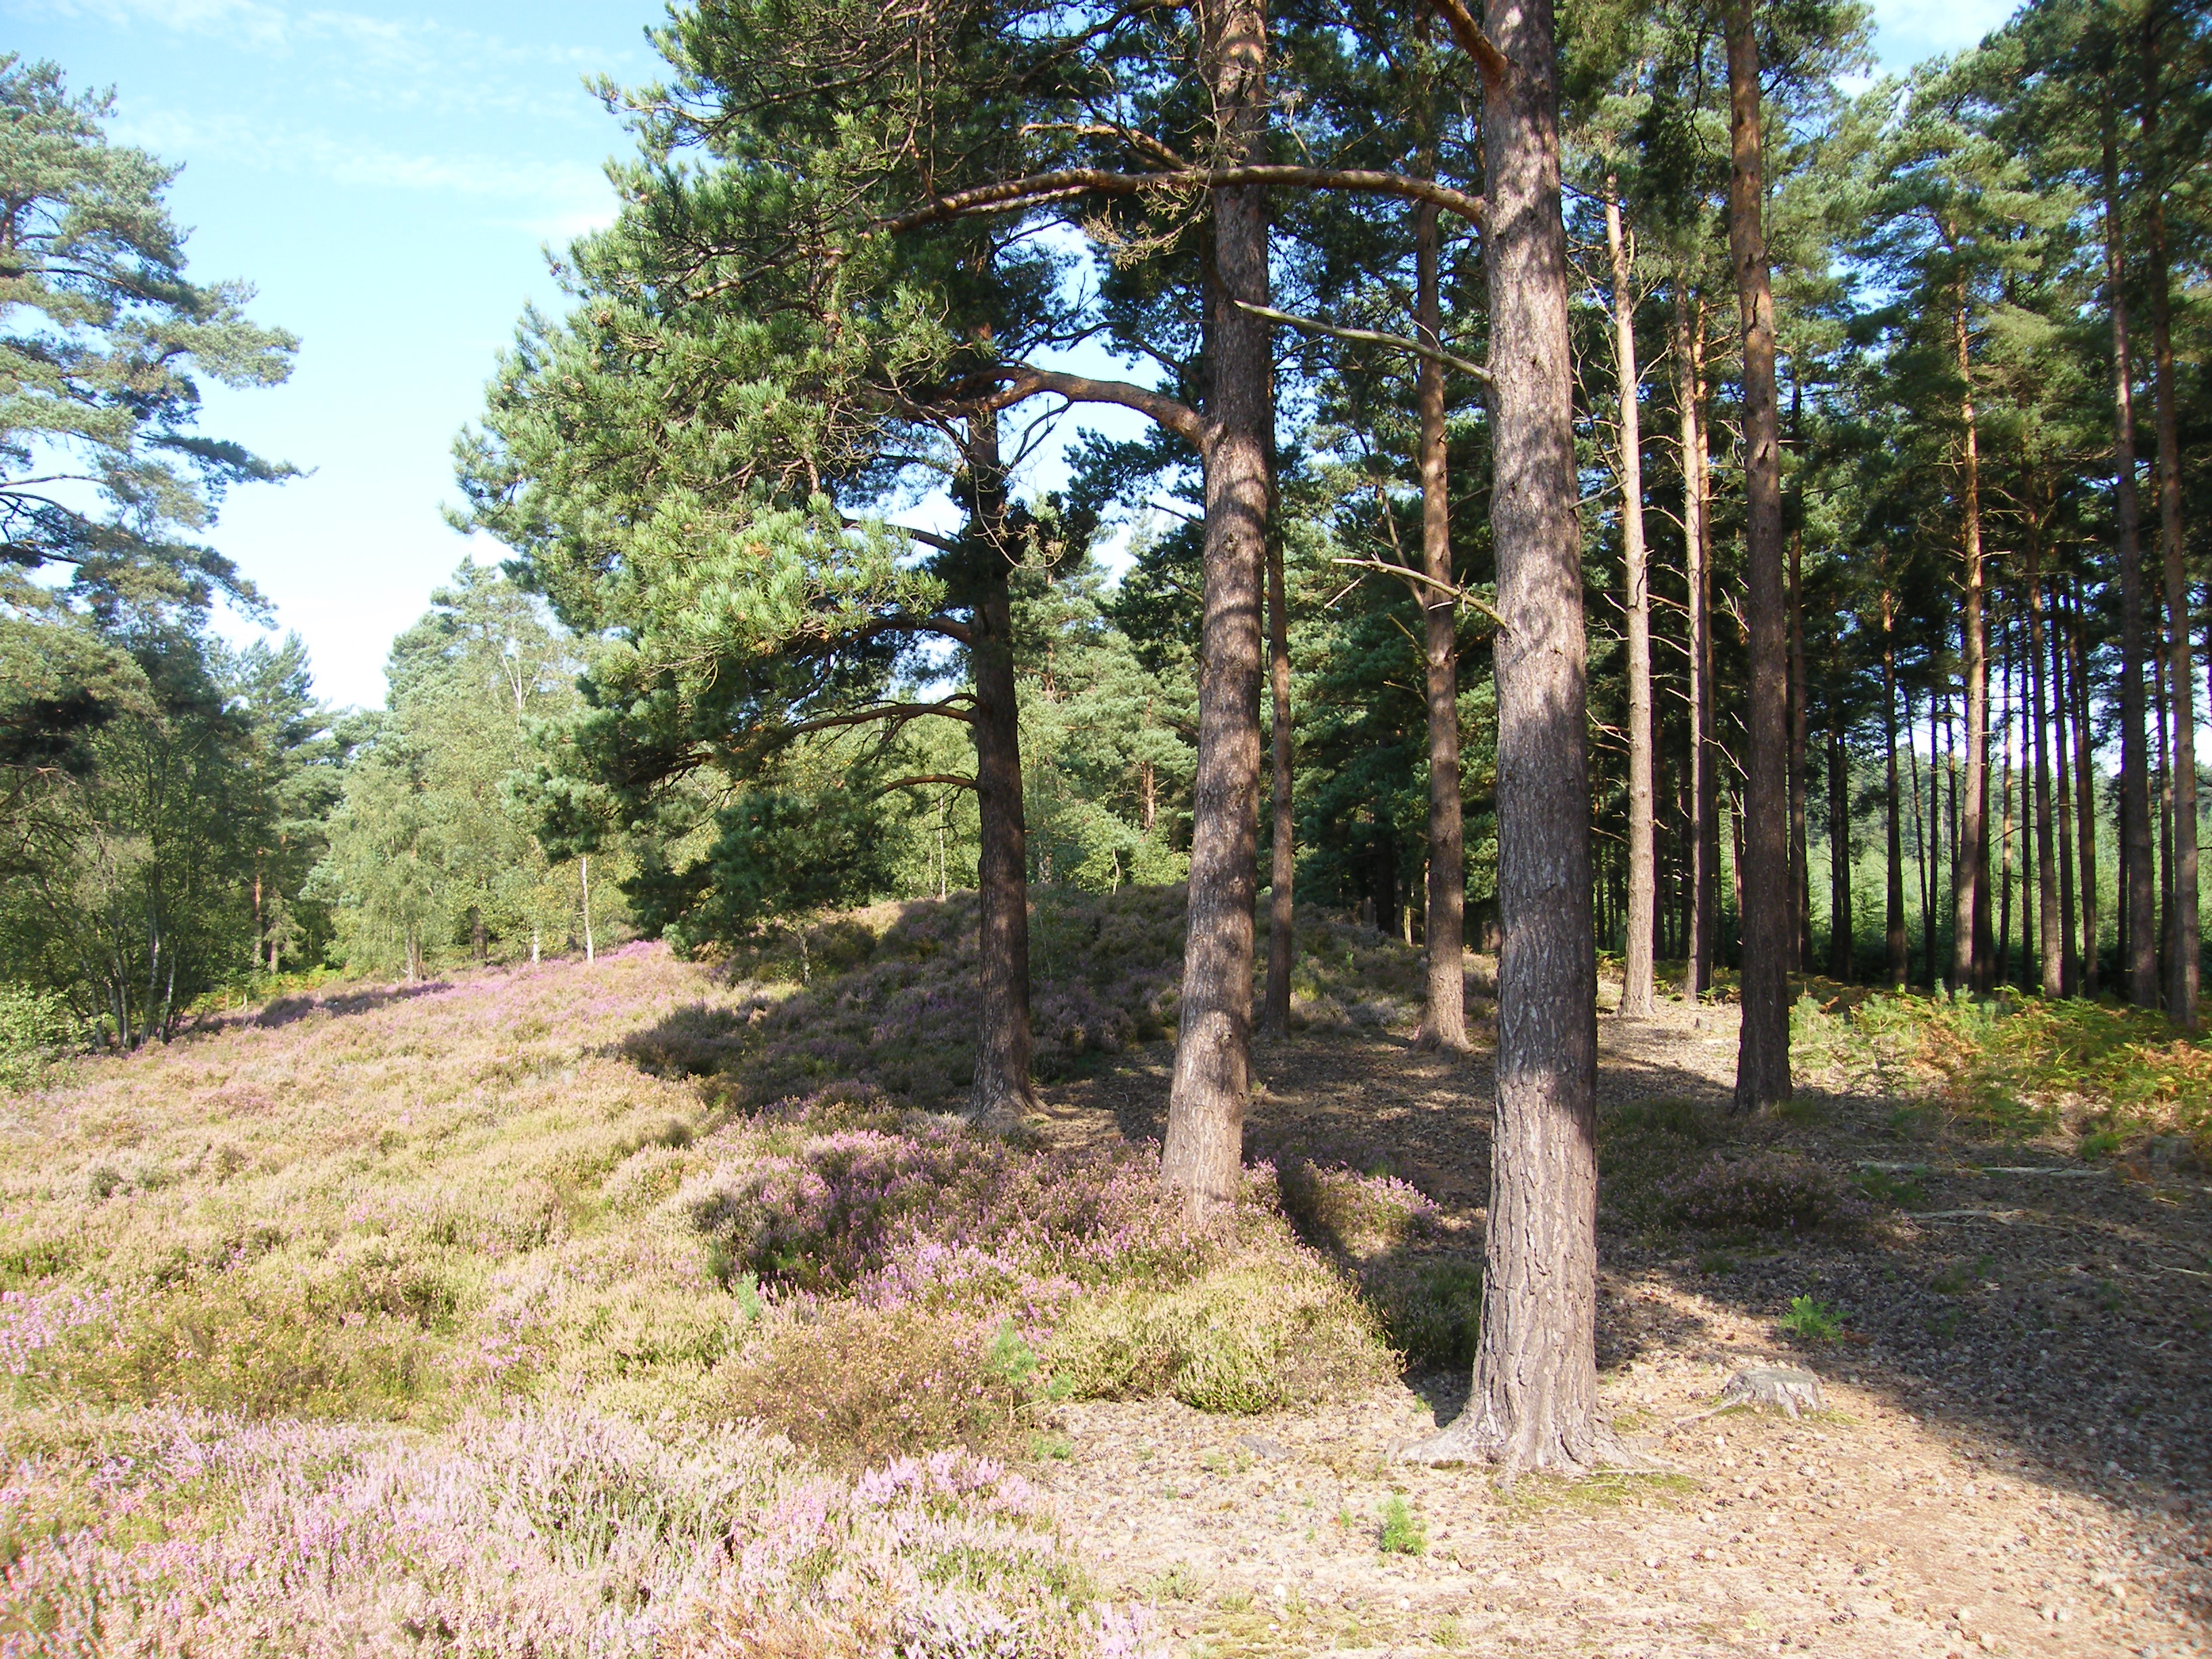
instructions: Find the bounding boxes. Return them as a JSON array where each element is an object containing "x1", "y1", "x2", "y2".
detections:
[{"x1": 1036, "y1": 996, "x2": 2212, "y2": 1658}]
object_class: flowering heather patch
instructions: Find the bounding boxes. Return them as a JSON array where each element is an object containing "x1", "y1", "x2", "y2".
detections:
[
  {"x1": 1272, "y1": 1158, "x2": 1440, "y2": 1258},
  {"x1": 0, "y1": 930, "x2": 1401, "y2": 1646},
  {"x1": 0, "y1": 1405, "x2": 1163, "y2": 1658}
]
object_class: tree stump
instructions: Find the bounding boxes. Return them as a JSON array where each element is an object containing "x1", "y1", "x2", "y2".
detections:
[{"x1": 1717, "y1": 1366, "x2": 1824, "y2": 1419}]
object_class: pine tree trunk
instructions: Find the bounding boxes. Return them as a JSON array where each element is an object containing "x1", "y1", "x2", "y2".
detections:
[
  {"x1": 2068, "y1": 581, "x2": 2100, "y2": 992},
  {"x1": 1908, "y1": 680, "x2": 1936, "y2": 989},
  {"x1": 1726, "y1": 0, "x2": 1791, "y2": 1111},
  {"x1": 2143, "y1": 17, "x2": 2198, "y2": 1025},
  {"x1": 967, "y1": 412, "x2": 1041, "y2": 1128},
  {"x1": 1405, "y1": 0, "x2": 1607, "y2": 1472},
  {"x1": 1162, "y1": 0, "x2": 1271, "y2": 1217},
  {"x1": 1997, "y1": 619, "x2": 2015, "y2": 987},
  {"x1": 1791, "y1": 529, "x2": 1811, "y2": 972},
  {"x1": 1883, "y1": 586, "x2": 1906, "y2": 989},
  {"x1": 1415, "y1": 197, "x2": 1468, "y2": 1050},
  {"x1": 2156, "y1": 632, "x2": 2173, "y2": 1000},
  {"x1": 2102, "y1": 116, "x2": 2158, "y2": 1010},
  {"x1": 2029, "y1": 533, "x2": 2062, "y2": 995},
  {"x1": 2051, "y1": 579, "x2": 2078, "y2": 994},
  {"x1": 1828, "y1": 702, "x2": 1852, "y2": 981},
  {"x1": 1263, "y1": 494, "x2": 1296, "y2": 1038},
  {"x1": 1607, "y1": 182, "x2": 1656, "y2": 1021},
  {"x1": 1951, "y1": 295, "x2": 1990, "y2": 999},
  {"x1": 1673, "y1": 290, "x2": 1713, "y2": 1002}
]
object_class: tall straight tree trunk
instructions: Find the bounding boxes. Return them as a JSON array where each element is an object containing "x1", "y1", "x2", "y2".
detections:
[
  {"x1": 1952, "y1": 292, "x2": 1990, "y2": 998},
  {"x1": 1263, "y1": 487, "x2": 1295, "y2": 1037},
  {"x1": 1727, "y1": 0, "x2": 1791, "y2": 1110},
  {"x1": 2144, "y1": 17, "x2": 2198, "y2": 1026},
  {"x1": 2156, "y1": 632, "x2": 2173, "y2": 998},
  {"x1": 1673, "y1": 290, "x2": 1714, "y2": 1001},
  {"x1": 1790, "y1": 528, "x2": 1811, "y2": 971},
  {"x1": 1607, "y1": 182, "x2": 1656, "y2": 1021},
  {"x1": 1415, "y1": 196, "x2": 1468, "y2": 1050},
  {"x1": 1908, "y1": 680, "x2": 1936, "y2": 988},
  {"x1": 2029, "y1": 533, "x2": 2062, "y2": 994},
  {"x1": 2050, "y1": 573, "x2": 2078, "y2": 994},
  {"x1": 1996, "y1": 617, "x2": 2015, "y2": 987},
  {"x1": 2102, "y1": 115, "x2": 2158, "y2": 1010},
  {"x1": 1883, "y1": 584, "x2": 1907, "y2": 989},
  {"x1": 1408, "y1": 0, "x2": 1609, "y2": 1472},
  {"x1": 2070, "y1": 581, "x2": 2102, "y2": 991},
  {"x1": 1827, "y1": 700, "x2": 1852, "y2": 980},
  {"x1": 1162, "y1": 0, "x2": 1271, "y2": 1216},
  {"x1": 967, "y1": 411, "x2": 1041, "y2": 1127}
]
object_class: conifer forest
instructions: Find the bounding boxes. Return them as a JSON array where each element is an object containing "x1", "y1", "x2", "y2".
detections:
[{"x1": 2, "y1": 1, "x2": 2212, "y2": 1654}]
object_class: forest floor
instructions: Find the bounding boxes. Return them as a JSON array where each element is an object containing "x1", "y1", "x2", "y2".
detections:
[
  {"x1": 2, "y1": 905, "x2": 2208, "y2": 1656},
  {"x1": 1033, "y1": 995, "x2": 2212, "y2": 1659}
]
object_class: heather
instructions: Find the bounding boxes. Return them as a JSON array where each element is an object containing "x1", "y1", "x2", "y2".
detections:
[
  {"x1": 0, "y1": 910, "x2": 1410, "y2": 1651},
  {"x1": 630, "y1": 886, "x2": 1435, "y2": 1111}
]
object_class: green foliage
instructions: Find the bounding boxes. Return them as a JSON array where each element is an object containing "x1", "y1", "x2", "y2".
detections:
[
  {"x1": 0, "y1": 57, "x2": 296, "y2": 616},
  {"x1": 1778, "y1": 1295, "x2": 1844, "y2": 1344},
  {"x1": 310, "y1": 562, "x2": 622, "y2": 975},
  {"x1": 1378, "y1": 1494, "x2": 1427, "y2": 1556},
  {"x1": 0, "y1": 982, "x2": 74, "y2": 1089}
]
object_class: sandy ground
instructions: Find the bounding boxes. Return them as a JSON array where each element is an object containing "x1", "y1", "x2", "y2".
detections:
[{"x1": 1032, "y1": 996, "x2": 2211, "y2": 1658}]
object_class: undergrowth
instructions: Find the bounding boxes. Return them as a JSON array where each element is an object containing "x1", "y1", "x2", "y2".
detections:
[
  {"x1": 0, "y1": 895, "x2": 1430, "y2": 1652},
  {"x1": 1793, "y1": 989, "x2": 2212, "y2": 1164}
]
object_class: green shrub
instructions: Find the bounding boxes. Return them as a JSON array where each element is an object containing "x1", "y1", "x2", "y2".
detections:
[
  {"x1": 1361, "y1": 1258, "x2": 1483, "y2": 1370},
  {"x1": 1663, "y1": 1152, "x2": 1870, "y2": 1235},
  {"x1": 0, "y1": 985, "x2": 77, "y2": 1092},
  {"x1": 1378, "y1": 1494, "x2": 1427, "y2": 1555},
  {"x1": 1778, "y1": 1294, "x2": 1843, "y2": 1344},
  {"x1": 1275, "y1": 1158, "x2": 1438, "y2": 1255}
]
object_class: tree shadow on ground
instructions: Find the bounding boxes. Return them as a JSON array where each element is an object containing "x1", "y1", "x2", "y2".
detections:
[
  {"x1": 1052, "y1": 1012, "x2": 2212, "y2": 1541},
  {"x1": 243, "y1": 981, "x2": 456, "y2": 1029}
]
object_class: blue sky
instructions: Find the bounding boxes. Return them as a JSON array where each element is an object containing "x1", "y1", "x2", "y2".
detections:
[{"x1": 7, "y1": 0, "x2": 2020, "y2": 710}]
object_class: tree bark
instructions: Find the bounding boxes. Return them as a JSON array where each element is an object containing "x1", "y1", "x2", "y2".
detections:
[
  {"x1": 1263, "y1": 483, "x2": 1296, "y2": 1038},
  {"x1": 966, "y1": 411, "x2": 1042, "y2": 1128},
  {"x1": 1790, "y1": 527, "x2": 1811, "y2": 972},
  {"x1": 1673, "y1": 289, "x2": 1713, "y2": 1002},
  {"x1": 1404, "y1": 0, "x2": 1607, "y2": 1473},
  {"x1": 1161, "y1": 0, "x2": 1271, "y2": 1216},
  {"x1": 1727, "y1": 0, "x2": 1791, "y2": 1111},
  {"x1": 1883, "y1": 583, "x2": 1907, "y2": 989},
  {"x1": 1908, "y1": 680, "x2": 1936, "y2": 989},
  {"x1": 2028, "y1": 532, "x2": 2062, "y2": 995},
  {"x1": 2143, "y1": 12, "x2": 2198, "y2": 1026},
  {"x1": 2049, "y1": 573, "x2": 2078, "y2": 994},
  {"x1": 2068, "y1": 581, "x2": 2101, "y2": 992},
  {"x1": 1951, "y1": 293, "x2": 1990, "y2": 999},
  {"x1": 1415, "y1": 196, "x2": 1469, "y2": 1050},
  {"x1": 2102, "y1": 115, "x2": 2158, "y2": 1010},
  {"x1": 1827, "y1": 695, "x2": 1852, "y2": 980},
  {"x1": 1607, "y1": 180, "x2": 1656, "y2": 1020}
]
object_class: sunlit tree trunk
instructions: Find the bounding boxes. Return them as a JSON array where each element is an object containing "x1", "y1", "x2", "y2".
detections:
[
  {"x1": 2028, "y1": 531, "x2": 2062, "y2": 995},
  {"x1": 2068, "y1": 581, "x2": 2101, "y2": 992},
  {"x1": 1415, "y1": 194, "x2": 1467, "y2": 1050},
  {"x1": 1727, "y1": 0, "x2": 1791, "y2": 1109},
  {"x1": 2143, "y1": 13, "x2": 2197, "y2": 1027},
  {"x1": 1883, "y1": 583, "x2": 1907, "y2": 990},
  {"x1": 1790, "y1": 527, "x2": 1811, "y2": 972},
  {"x1": 967, "y1": 410, "x2": 1041, "y2": 1127},
  {"x1": 2102, "y1": 115, "x2": 2157, "y2": 1010},
  {"x1": 1162, "y1": 0, "x2": 1271, "y2": 1216},
  {"x1": 1952, "y1": 292, "x2": 1990, "y2": 998},
  {"x1": 1672, "y1": 290, "x2": 1713, "y2": 1002},
  {"x1": 1607, "y1": 180, "x2": 1655, "y2": 1020},
  {"x1": 1406, "y1": 0, "x2": 1609, "y2": 1472}
]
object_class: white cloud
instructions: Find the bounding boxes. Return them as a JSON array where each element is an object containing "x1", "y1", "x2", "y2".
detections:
[
  {"x1": 112, "y1": 106, "x2": 612, "y2": 214},
  {"x1": 1867, "y1": 0, "x2": 2024, "y2": 68}
]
